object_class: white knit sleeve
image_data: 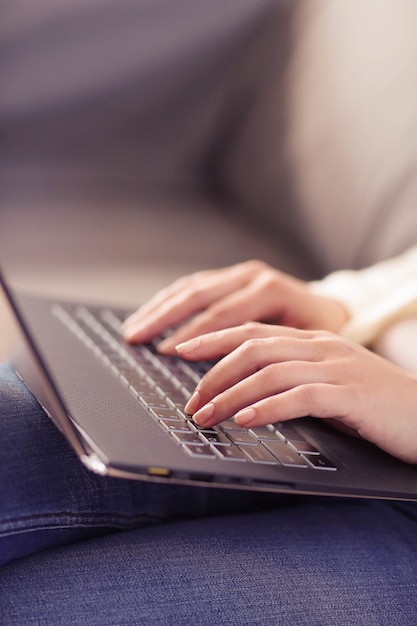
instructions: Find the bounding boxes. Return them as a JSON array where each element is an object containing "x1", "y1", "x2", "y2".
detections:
[{"x1": 309, "y1": 246, "x2": 417, "y2": 345}]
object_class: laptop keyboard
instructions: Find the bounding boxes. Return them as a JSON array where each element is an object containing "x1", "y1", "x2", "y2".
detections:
[{"x1": 52, "y1": 303, "x2": 337, "y2": 471}]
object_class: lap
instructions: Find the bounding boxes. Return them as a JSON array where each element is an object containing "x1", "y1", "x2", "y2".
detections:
[
  {"x1": 2, "y1": 363, "x2": 417, "y2": 624},
  {"x1": 0, "y1": 363, "x2": 280, "y2": 564},
  {"x1": 2, "y1": 498, "x2": 417, "y2": 625}
]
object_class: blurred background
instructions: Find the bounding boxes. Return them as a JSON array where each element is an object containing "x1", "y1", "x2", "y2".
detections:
[
  {"x1": 1, "y1": 0, "x2": 417, "y2": 307},
  {"x1": 0, "y1": 0, "x2": 290, "y2": 306}
]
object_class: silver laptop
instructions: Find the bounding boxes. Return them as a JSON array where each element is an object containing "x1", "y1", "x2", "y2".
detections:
[{"x1": 1, "y1": 265, "x2": 417, "y2": 501}]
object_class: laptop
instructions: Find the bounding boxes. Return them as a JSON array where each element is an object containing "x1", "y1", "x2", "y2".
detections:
[{"x1": 1, "y1": 265, "x2": 417, "y2": 501}]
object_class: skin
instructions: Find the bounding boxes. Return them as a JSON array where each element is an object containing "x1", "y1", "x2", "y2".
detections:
[
  {"x1": 176, "y1": 324, "x2": 417, "y2": 464},
  {"x1": 123, "y1": 260, "x2": 350, "y2": 351},
  {"x1": 123, "y1": 260, "x2": 417, "y2": 463}
]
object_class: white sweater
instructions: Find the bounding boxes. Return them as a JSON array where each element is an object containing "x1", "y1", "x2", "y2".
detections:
[{"x1": 310, "y1": 245, "x2": 417, "y2": 346}]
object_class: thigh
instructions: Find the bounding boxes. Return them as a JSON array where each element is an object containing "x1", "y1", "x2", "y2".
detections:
[
  {"x1": 0, "y1": 363, "x2": 282, "y2": 565},
  {"x1": 2, "y1": 497, "x2": 417, "y2": 625}
]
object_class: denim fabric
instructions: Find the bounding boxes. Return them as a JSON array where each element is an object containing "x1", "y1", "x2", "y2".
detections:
[
  {"x1": 2, "y1": 501, "x2": 417, "y2": 625},
  {"x1": 0, "y1": 363, "x2": 281, "y2": 565},
  {"x1": 2, "y1": 363, "x2": 417, "y2": 625}
]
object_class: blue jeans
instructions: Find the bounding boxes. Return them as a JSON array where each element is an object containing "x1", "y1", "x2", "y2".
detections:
[{"x1": 1, "y1": 362, "x2": 417, "y2": 625}]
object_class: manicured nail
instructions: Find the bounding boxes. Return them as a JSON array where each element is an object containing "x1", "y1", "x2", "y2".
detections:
[
  {"x1": 234, "y1": 407, "x2": 256, "y2": 427},
  {"x1": 176, "y1": 337, "x2": 200, "y2": 356},
  {"x1": 157, "y1": 337, "x2": 176, "y2": 354},
  {"x1": 122, "y1": 314, "x2": 136, "y2": 328},
  {"x1": 184, "y1": 390, "x2": 201, "y2": 415},
  {"x1": 193, "y1": 402, "x2": 215, "y2": 427},
  {"x1": 123, "y1": 325, "x2": 142, "y2": 341}
]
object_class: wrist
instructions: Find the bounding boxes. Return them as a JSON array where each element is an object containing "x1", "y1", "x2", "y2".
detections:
[{"x1": 312, "y1": 294, "x2": 351, "y2": 333}]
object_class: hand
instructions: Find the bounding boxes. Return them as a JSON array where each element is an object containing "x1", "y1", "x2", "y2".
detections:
[
  {"x1": 176, "y1": 323, "x2": 417, "y2": 464},
  {"x1": 123, "y1": 260, "x2": 350, "y2": 353}
]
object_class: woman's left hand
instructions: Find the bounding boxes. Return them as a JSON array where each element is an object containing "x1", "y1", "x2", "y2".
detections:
[{"x1": 176, "y1": 323, "x2": 417, "y2": 464}]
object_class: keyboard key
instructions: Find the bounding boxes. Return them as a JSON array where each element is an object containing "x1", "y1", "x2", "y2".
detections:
[
  {"x1": 240, "y1": 445, "x2": 277, "y2": 465},
  {"x1": 149, "y1": 407, "x2": 180, "y2": 420},
  {"x1": 139, "y1": 390, "x2": 164, "y2": 401},
  {"x1": 290, "y1": 441, "x2": 321, "y2": 455},
  {"x1": 211, "y1": 445, "x2": 247, "y2": 462},
  {"x1": 182, "y1": 444, "x2": 216, "y2": 459},
  {"x1": 158, "y1": 419, "x2": 191, "y2": 432},
  {"x1": 249, "y1": 426, "x2": 279, "y2": 441},
  {"x1": 274, "y1": 423, "x2": 307, "y2": 442},
  {"x1": 262, "y1": 441, "x2": 308, "y2": 467},
  {"x1": 304, "y1": 454, "x2": 337, "y2": 471},
  {"x1": 165, "y1": 389, "x2": 189, "y2": 405},
  {"x1": 141, "y1": 396, "x2": 170, "y2": 411},
  {"x1": 124, "y1": 373, "x2": 150, "y2": 389},
  {"x1": 199, "y1": 432, "x2": 231, "y2": 446},
  {"x1": 171, "y1": 431, "x2": 202, "y2": 445},
  {"x1": 227, "y1": 431, "x2": 258, "y2": 445}
]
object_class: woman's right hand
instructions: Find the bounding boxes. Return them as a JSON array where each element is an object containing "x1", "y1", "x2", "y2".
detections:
[
  {"x1": 123, "y1": 260, "x2": 350, "y2": 354},
  {"x1": 177, "y1": 323, "x2": 417, "y2": 464}
]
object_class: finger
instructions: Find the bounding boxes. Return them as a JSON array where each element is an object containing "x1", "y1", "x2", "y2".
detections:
[
  {"x1": 123, "y1": 263, "x2": 259, "y2": 343},
  {"x1": 155, "y1": 277, "x2": 289, "y2": 353},
  {"x1": 124, "y1": 270, "x2": 217, "y2": 322},
  {"x1": 176, "y1": 323, "x2": 319, "y2": 362},
  {"x1": 191, "y1": 358, "x2": 332, "y2": 428},
  {"x1": 124, "y1": 263, "x2": 250, "y2": 323},
  {"x1": 155, "y1": 294, "x2": 260, "y2": 354},
  {"x1": 234, "y1": 383, "x2": 349, "y2": 428}
]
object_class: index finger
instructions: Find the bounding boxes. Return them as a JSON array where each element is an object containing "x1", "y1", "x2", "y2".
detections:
[{"x1": 122, "y1": 262, "x2": 261, "y2": 344}]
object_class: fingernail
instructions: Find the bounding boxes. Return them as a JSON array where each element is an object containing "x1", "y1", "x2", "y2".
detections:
[
  {"x1": 122, "y1": 315, "x2": 136, "y2": 328},
  {"x1": 123, "y1": 325, "x2": 141, "y2": 341},
  {"x1": 157, "y1": 337, "x2": 176, "y2": 354},
  {"x1": 184, "y1": 390, "x2": 201, "y2": 415},
  {"x1": 234, "y1": 407, "x2": 256, "y2": 427},
  {"x1": 193, "y1": 402, "x2": 215, "y2": 427},
  {"x1": 176, "y1": 337, "x2": 200, "y2": 356}
]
